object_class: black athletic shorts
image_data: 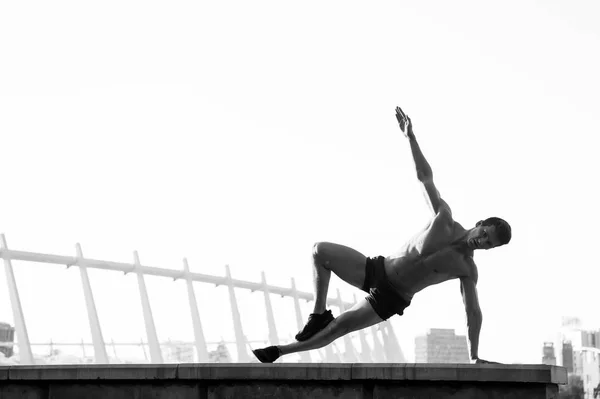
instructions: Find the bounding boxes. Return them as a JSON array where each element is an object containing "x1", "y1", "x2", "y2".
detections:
[{"x1": 361, "y1": 256, "x2": 411, "y2": 321}]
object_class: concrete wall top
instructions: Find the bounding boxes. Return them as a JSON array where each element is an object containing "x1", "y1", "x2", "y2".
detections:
[{"x1": 0, "y1": 363, "x2": 567, "y2": 385}]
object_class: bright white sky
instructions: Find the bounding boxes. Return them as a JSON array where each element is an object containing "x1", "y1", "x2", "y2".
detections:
[{"x1": 1, "y1": 0, "x2": 599, "y2": 365}]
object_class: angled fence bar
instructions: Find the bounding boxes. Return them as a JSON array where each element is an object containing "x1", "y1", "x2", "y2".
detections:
[
  {"x1": 380, "y1": 321, "x2": 405, "y2": 362},
  {"x1": 353, "y1": 294, "x2": 372, "y2": 363},
  {"x1": 225, "y1": 265, "x2": 249, "y2": 362},
  {"x1": 133, "y1": 251, "x2": 163, "y2": 364},
  {"x1": 110, "y1": 339, "x2": 118, "y2": 361},
  {"x1": 370, "y1": 325, "x2": 386, "y2": 362},
  {"x1": 383, "y1": 320, "x2": 405, "y2": 362},
  {"x1": 75, "y1": 243, "x2": 108, "y2": 364},
  {"x1": 380, "y1": 323, "x2": 393, "y2": 362},
  {"x1": 0, "y1": 234, "x2": 33, "y2": 364},
  {"x1": 260, "y1": 271, "x2": 279, "y2": 346},
  {"x1": 337, "y1": 289, "x2": 357, "y2": 362},
  {"x1": 183, "y1": 258, "x2": 209, "y2": 362},
  {"x1": 290, "y1": 278, "x2": 311, "y2": 362},
  {"x1": 358, "y1": 329, "x2": 372, "y2": 362}
]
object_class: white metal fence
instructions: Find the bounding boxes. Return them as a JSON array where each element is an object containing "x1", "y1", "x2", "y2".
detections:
[{"x1": 0, "y1": 233, "x2": 405, "y2": 365}]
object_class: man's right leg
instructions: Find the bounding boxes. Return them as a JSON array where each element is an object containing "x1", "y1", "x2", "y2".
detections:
[
  {"x1": 253, "y1": 298, "x2": 384, "y2": 363},
  {"x1": 296, "y1": 242, "x2": 367, "y2": 341}
]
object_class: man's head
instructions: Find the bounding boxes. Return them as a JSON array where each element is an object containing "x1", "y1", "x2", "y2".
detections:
[{"x1": 466, "y1": 217, "x2": 512, "y2": 250}]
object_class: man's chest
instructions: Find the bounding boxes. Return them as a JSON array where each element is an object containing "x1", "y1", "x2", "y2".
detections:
[
  {"x1": 411, "y1": 220, "x2": 471, "y2": 276},
  {"x1": 418, "y1": 248, "x2": 469, "y2": 276}
]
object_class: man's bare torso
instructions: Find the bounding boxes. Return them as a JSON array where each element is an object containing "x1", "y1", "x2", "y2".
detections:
[{"x1": 384, "y1": 212, "x2": 476, "y2": 301}]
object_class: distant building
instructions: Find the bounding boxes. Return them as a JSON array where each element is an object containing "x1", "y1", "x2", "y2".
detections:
[
  {"x1": 556, "y1": 318, "x2": 600, "y2": 398},
  {"x1": 562, "y1": 341, "x2": 574, "y2": 373},
  {"x1": 555, "y1": 316, "x2": 600, "y2": 367},
  {"x1": 415, "y1": 328, "x2": 469, "y2": 363},
  {"x1": 573, "y1": 348, "x2": 600, "y2": 399},
  {"x1": 0, "y1": 322, "x2": 15, "y2": 358},
  {"x1": 542, "y1": 342, "x2": 556, "y2": 365},
  {"x1": 582, "y1": 330, "x2": 600, "y2": 349}
]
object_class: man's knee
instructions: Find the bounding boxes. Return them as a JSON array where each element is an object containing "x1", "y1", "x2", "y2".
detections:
[{"x1": 312, "y1": 242, "x2": 331, "y2": 267}]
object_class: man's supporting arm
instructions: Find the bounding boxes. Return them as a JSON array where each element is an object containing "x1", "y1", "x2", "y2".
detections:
[
  {"x1": 460, "y1": 277, "x2": 483, "y2": 361},
  {"x1": 466, "y1": 308, "x2": 483, "y2": 361}
]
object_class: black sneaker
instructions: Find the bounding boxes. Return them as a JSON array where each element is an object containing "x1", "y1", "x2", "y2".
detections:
[
  {"x1": 294, "y1": 309, "x2": 334, "y2": 342},
  {"x1": 252, "y1": 345, "x2": 281, "y2": 363}
]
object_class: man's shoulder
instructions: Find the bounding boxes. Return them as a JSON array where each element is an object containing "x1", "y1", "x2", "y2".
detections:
[
  {"x1": 429, "y1": 209, "x2": 455, "y2": 231},
  {"x1": 436, "y1": 206, "x2": 454, "y2": 221},
  {"x1": 452, "y1": 220, "x2": 467, "y2": 233}
]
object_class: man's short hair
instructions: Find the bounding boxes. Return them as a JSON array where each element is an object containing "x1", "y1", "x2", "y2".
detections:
[{"x1": 481, "y1": 217, "x2": 512, "y2": 246}]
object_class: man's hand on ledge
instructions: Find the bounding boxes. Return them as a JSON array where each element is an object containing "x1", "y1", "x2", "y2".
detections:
[{"x1": 474, "y1": 358, "x2": 502, "y2": 365}]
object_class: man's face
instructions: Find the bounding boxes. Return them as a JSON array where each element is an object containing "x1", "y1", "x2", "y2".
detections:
[{"x1": 467, "y1": 224, "x2": 501, "y2": 250}]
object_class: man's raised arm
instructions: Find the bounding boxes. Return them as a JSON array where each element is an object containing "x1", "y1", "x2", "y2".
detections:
[{"x1": 395, "y1": 107, "x2": 450, "y2": 216}]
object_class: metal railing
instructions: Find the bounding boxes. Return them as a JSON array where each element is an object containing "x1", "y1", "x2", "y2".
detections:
[{"x1": 0, "y1": 233, "x2": 405, "y2": 365}]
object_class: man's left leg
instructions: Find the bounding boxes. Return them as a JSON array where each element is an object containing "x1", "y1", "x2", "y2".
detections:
[{"x1": 252, "y1": 298, "x2": 383, "y2": 363}]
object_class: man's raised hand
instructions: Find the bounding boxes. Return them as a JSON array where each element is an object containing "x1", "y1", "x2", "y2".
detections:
[
  {"x1": 395, "y1": 106, "x2": 407, "y2": 132},
  {"x1": 395, "y1": 106, "x2": 414, "y2": 139}
]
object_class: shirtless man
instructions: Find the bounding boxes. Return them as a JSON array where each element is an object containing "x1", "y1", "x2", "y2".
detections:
[{"x1": 252, "y1": 106, "x2": 511, "y2": 364}]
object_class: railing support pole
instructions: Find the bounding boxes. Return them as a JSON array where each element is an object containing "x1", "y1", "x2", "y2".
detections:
[
  {"x1": 133, "y1": 251, "x2": 163, "y2": 363},
  {"x1": 225, "y1": 265, "x2": 249, "y2": 362},
  {"x1": 76, "y1": 243, "x2": 109, "y2": 364},
  {"x1": 183, "y1": 258, "x2": 209, "y2": 362},
  {"x1": 0, "y1": 234, "x2": 34, "y2": 364}
]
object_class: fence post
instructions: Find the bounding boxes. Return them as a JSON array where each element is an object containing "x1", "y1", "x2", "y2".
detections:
[
  {"x1": 261, "y1": 271, "x2": 279, "y2": 346},
  {"x1": 182, "y1": 258, "x2": 209, "y2": 362},
  {"x1": 336, "y1": 289, "x2": 357, "y2": 362},
  {"x1": 111, "y1": 339, "x2": 119, "y2": 361},
  {"x1": 0, "y1": 234, "x2": 34, "y2": 364},
  {"x1": 382, "y1": 320, "x2": 406, "y2": 362},
  {"x1": 370, "y1": 325, "x2": 386, "y2": 362},
  {"x1": 323, "y1": 334, "x2": 338, "y2": 362},
  {"x1": 76, "y1": 243, "x2": 109, "y2": 364},
  {"x1": 290, "y1": 278, "x2": 311, "y2": 362},
  {"x1": 380, "y1": 322, "x2": 397, "y2": 362},
  {"x1": 133, "y1": 251, "x2": 163, "y2": 363},
  {"x1": 225, "y1": 265, "x2": 249, "y2": 362},
  {"x1": 353, "y1": 294, "x2": 372, "y2": 362}
]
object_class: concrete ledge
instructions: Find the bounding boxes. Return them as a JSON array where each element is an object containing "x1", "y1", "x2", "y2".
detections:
[
  {"x1": 353, "y1": 363, "x2": 567, "y2": 384},
  {"x1": 178, "y1": 363, "x2": 353, "y2": 380},
  {"x1": 0, "y1": 363, "x2": 567, "y2": 399},
  {"x1": 6, "y1": 364, "x2": 178, "y2": 380},
  {"x1": 1, "y1": 363, "x2": 567, "y2": 384}
]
